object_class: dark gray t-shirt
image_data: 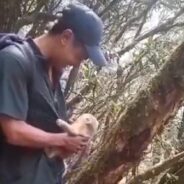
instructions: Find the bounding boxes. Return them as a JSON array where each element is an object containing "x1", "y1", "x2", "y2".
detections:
[
  {"x1": 0, "y1": 39, "x2": 66, "y2": 184},
  {"x1": 0, "y1": 44, "x2": 29, "y2": 120}
]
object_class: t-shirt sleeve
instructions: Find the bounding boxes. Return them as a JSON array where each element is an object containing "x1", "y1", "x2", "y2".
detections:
[{"x1": 0, "y1": 49, "x2": 29, "y2": 120}]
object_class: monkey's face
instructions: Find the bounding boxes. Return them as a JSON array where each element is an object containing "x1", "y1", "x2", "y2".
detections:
[{"x1": 72, "y1": 113, "x2": 99, "y2": 137}]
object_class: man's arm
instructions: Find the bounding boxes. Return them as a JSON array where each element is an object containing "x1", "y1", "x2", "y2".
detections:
[
  {"x1": 0, "y1": 48, "x2": 88, "y2": 152},
  {"x1": 0, "y1": 116, "x2": 88, "y2": 152},
  {"x1": 0, "y1": 116, "x2": 66, "y2": 148}
]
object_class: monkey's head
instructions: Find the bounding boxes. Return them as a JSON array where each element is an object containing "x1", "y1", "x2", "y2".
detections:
[{"x1": 72, "y1": 113, "x2": 99, "y2": 137}]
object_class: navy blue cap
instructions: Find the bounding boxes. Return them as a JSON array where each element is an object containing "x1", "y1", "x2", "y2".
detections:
[{"x1": 61, "y1": 3, "x2": 107, "y2": 66}]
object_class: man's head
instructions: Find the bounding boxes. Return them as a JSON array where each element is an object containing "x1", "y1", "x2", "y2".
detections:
[{"x1": 48, "y1": 3, "x2": 107, "y2": 67}]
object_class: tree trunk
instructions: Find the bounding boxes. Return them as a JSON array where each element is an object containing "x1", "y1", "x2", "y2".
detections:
[
  {"x1": 0, "y1": 0, "x2": 22, "y2": 32},
  {"x1": 66, "y1": 42, "x2": 184, "y2": 184}
]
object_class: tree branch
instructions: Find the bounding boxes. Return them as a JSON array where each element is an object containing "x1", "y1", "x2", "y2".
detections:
[
  {"x1": 99, "y1": 0, "x2": 120, "y2": 18},
  {"x1": 118, "y1": 7, "x2": 184, "y2": 55},
  {"x1": 64, "y1": 66, "x2": 80, "y2": 98},
  {"x1": 15, "y1": 12, "x2": 58, "y2": 31},
  {"x1": 66, "y1": 82, "x2": 94, "y2": 108},
  {"x1": 113, "y1": 0, "x2": 158, "y2": 43},
  {"x1": 128, "y1": 151, "x2": 184, "y2": 184},
  {"x1": 134, "y1": 12, "x2": 147, "y2": 39}
]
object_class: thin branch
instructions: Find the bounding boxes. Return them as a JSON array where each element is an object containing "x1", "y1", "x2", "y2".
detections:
[
  {"x1": 134, "y1": 12, "x2": 148, "y2": 39},
  {"x1": 45, "y1": 0, "x2": 63, "y2": 13},
  {"x1": 64, "y1": 66, "x2": 80, "y2": 98},
  {"x1": 118, "y1": 7, "x2": 184, "y2": 55},
  {"x1": 31, "y1": 0, "x2": 49, "y2": 14},
  {"x1": 66, "y1": 82, "x2": 94, "y2": 108},
  {"x1": 26, "y1": 0, "x2": 36, "y2": 13},
  {"x1": 113, "y1": 0, "x2": 158, "y2": 43},
  {"x1": 99, "y1": 0, "x2": 120, "y2": 18},
  {"x1": 15, "y1": 12, "x2": 58, "y2": 31}
]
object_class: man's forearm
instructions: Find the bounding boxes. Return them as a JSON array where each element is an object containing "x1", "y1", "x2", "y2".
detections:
[{"x1": 0, "y1": 117, "x2": 65, "y2": 148}]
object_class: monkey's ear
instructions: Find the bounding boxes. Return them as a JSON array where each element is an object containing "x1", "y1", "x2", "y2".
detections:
[{"x1": 85, "y1": 117, "x2": 91, "y2": 123}]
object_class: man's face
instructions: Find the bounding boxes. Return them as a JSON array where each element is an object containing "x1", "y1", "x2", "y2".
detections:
[{"x1": 56, "y1": 29, "x2": 88, "y2": 67}]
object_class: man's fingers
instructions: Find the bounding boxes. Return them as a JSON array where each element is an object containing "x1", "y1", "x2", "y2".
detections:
[
  {"x1": 80, "y1": 141, "x2": 88, "y2": 147},
  {"x1": 78, "y1": 135, "x2": 90, "y2": 142},
  {"x1": 77, "y1": 145, "x2": 85, "y2": 152}
]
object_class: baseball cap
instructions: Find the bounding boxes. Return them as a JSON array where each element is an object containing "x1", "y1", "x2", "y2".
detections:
[{"x1": 60, "y1": 3, "x2": 107, "y2": 66}]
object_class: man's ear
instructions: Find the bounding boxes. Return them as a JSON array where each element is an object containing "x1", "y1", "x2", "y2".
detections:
[{"x1": 60, "y1": 29, "x2": 74, "y2": 45}]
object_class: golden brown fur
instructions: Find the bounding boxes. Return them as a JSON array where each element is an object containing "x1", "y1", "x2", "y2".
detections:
[{"x1": 45, "y1": 113, "x2": 99, "y2": 158}]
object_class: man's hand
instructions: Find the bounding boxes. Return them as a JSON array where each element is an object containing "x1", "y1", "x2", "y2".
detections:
[
  {"x1": 59, "y1": 133, "x2": 89, "y2": 154},
  {"x1": 0, "y1": 116, "x2": 89, "y2": 150}
]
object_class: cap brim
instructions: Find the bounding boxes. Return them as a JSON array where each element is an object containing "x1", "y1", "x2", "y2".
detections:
[{"x1": 85, "y1": 45, "x2": 107, "y2": 67}]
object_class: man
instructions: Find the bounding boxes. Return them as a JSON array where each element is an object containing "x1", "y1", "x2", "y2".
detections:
[{"x1": 0, "y1": 2, "x2": 106, "y2": 184}]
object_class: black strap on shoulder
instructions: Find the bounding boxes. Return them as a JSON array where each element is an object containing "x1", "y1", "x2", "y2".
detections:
[
  {"x1": 0, "y1": 33, "x2": 34, "y2": 86},
  {"x1": 14, "y1": 41, "x2": 35, "y2": 87}
]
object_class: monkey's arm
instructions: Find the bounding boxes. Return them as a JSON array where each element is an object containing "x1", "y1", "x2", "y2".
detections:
[{"x1": 56, "y1": 119, "x2": 78, "y2": 136}]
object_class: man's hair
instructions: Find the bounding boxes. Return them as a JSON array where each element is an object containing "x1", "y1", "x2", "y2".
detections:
[
  {"x1": 49, "y1": 17, "x2": 70, "y2": 35},
  {"x1": 49, "y1": 5, "x2": 75, "y2": 35}
]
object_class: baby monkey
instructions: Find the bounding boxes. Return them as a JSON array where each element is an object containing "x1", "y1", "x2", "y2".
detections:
[{"x1": 45, "y1": 113, "x2": 99, "y2": 158}]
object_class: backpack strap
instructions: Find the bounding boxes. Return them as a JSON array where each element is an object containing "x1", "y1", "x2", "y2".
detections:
[
  {"x1": 15, "y1": 41, "x2": 34, "y2": 87},
  {"x1": 0, "y1": 34, "x2": 34, "y2": 86}
]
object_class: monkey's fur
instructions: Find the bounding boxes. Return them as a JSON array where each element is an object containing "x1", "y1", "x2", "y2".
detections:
[{"x1": 45, "y1": 113, "x2": 99, "y2": 159}]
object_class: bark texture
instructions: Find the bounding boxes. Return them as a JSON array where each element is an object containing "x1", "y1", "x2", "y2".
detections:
[{"x1": 66, "y1": 42, "x2": 184, "y2": 184}]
